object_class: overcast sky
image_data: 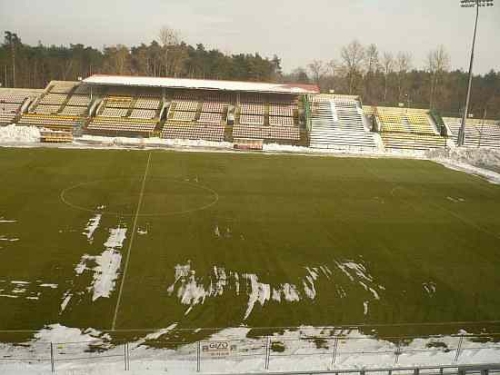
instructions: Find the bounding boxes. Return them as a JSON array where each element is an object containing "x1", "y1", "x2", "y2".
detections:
[{"x1": 1, "y1": 0, "x2": 499, "y2": 74}]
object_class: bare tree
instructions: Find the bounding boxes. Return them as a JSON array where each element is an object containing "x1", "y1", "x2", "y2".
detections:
[
  {"x1": 307, "y1": 60, "x2": 327, "y2": 87},
  {"x1": 341, "y1": 40, "x2": 365, "y2": 94},
  {"x1": 396, "y1": 52, "x2": 412, "y2": 102},
  {"x1": 324, "y1": 59, "x2": 338, "y2": 92},
  {"x1": 159, "y1": 26, "x2": 180, "y2": 76},
  {"x1": 381, "y1": 52, "x2": 394, "y2": 102},
  {"x1": 364, "y1": 44, "x2": 380, "y2": 101},
  {"x1": 327, "y1": 59, "x2": 338, "y2": 77},
  {"x1": 365, "y1": 44, "x2": 380, "y2": 75},
  {"x1": 427, "y1": 45, "x2": 450, "y2": 109}
]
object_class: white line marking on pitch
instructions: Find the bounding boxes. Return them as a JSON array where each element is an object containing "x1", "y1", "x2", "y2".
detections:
[{"x1": 111, "y1": 152, "x2": 152, "y2": 330}]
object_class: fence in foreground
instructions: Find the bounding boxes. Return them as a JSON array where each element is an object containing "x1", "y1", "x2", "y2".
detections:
[{"x1": 1, "y1": 333, "x2": 500, "y2": 373}]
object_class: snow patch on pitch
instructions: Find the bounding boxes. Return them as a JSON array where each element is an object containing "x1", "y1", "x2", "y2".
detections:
[
  {"x1": 34, "y1": 324, "x2": 111, "y2": 346},
  {"x1": 335, "y1": 260, "x2": 384, "y2": 300},
  {"x1": 60, "y1": 226, "x2": 127, "y2": 313},
  {"x1": 0, "y1": 280, "x2": 58, "y2": 301},
  {"x1": 166, "y1": 263, "x2": 333, "y2": 320},
  {"x1": 83, "y1": 213, "x2": 102, "y2": 243},
  {"x1": 0, "y1": 216, "x2": 16, "y2": 223}
]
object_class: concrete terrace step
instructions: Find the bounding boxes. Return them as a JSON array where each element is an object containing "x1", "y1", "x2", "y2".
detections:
[{"x1": 310, "y1": 97, "x2": 376, "y2": 149}]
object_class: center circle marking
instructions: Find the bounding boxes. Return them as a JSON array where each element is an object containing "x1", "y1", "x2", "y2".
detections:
[{"x1": 60, "y1": 178, "x2": 219, "y2": 217}]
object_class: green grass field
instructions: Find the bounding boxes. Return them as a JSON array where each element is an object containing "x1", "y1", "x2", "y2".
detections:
[{"x1": 1, "y1": 148, "x2": 500, "y2": 343}]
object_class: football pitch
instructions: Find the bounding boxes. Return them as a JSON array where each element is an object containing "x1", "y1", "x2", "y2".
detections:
[{"x1": 1, "y1": 147, "x2": 500, "y2": 343}]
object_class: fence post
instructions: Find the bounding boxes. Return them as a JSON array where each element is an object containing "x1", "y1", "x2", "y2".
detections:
[
  {"x1": 331, "y1": 336, "x2": 339, "y2": 367},
  {"x1": 455, "y1": 336, "x2": 464, "y2": 362},
  {"x1": 123, "y1": 343, "x2": 130, "y2": 371},
  {"x1": 197, "y1": 341, "x2": 201, "y2": 373},
  {"x1": 265, "y1": 337, "x2": 271, "y2": 370},
  {"x1": 50, "y1": 342, "x2": 55, "y2": 373},
  {"x1": 394, "y1": 340, "x2": 402, "y2": 364}
]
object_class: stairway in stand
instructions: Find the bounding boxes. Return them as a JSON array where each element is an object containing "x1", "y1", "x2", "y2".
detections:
[{"x1": 309, "y1": 95, "x2": 377, "y2": 150}]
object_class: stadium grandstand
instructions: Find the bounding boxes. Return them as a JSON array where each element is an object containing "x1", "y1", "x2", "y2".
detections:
[
  {"x1": 17, "y1": 81, "x2": 93, "y2": 136},
  {"x1": 309, "y1": 94, "x2": 377, "y2": 150},
  {"x1": 444, "y1": 117, "x2": 500, "y2": 149},
  {"x1": 81, "y1": 75, "x2": 317, "y2": 144},
  {"x1": 2, "y1": 75, "x2": 500, "y2": 150},
  {"x1": 0, "y1": 88, "x2": 43, "y2": 125},
  {"x1": 232, "y1": 92, "x2": 302, "y2": 143},
  {"x1": 87, "y1": 85, "x2": 163, "y2": 137},
  {"x1": 366, "y1": 106, "x2": 447, "y2": 151},
  {"x1": 162, "y1": 89, "x2": 228, "y2": 142}
]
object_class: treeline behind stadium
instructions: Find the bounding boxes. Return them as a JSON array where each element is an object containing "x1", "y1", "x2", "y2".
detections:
[{"x1": 1, "y1": 32, "x2": 499, "y2": 118}]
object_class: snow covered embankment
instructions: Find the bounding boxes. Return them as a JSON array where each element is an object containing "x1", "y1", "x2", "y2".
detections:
[
  {"x1": 0, "y1": 124, "x2": 40, "y2": 143},
  {"x1": 2, "y1": 325, "x2": 500, "y2": 375},
  {"x1": 78, "y1": 135, "x2": 233, "y2": 150},
  {"x1": 428, "y1": 148, "x2": 500, "y2": 184}
]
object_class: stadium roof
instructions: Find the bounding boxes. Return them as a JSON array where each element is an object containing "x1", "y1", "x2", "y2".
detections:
[{"x1": 83, "y1": 75, "x2": 319, "y2": 95}]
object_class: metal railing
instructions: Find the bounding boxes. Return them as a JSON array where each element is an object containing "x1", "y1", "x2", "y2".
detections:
[{"x1": 208, "y1": 363, "x2": 500, "y2": 375}]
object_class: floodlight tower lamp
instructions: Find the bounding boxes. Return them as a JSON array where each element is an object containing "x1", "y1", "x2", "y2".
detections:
[{"x1": 457, "y1": 0, "x2": 494, "y2": 146}]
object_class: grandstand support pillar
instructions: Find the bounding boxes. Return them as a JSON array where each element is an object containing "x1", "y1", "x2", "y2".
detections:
[{"x1": 458, "y1": 0, "x2": 480, "y2": 146}]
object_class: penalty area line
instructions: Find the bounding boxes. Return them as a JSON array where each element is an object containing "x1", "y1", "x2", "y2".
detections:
[{"x1": 111, "y1": 152, "x2": 152, "y2": 330}]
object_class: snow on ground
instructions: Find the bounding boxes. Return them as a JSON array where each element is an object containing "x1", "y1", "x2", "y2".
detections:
[
  {"x1": 86, "y1": 228, "x2": 127, "y2": 301},
  {"x1": 334, "y1": 260, "x2": 385, "y2": 304},
  {"x1": 166, "y1": 262, "x2": 389, "y2": 320},
  {"x1": 90, "y1": 249, "x2": 123, "y2": 301},
  {"x1": 103, "y1": 227, "x2": 127, "y2": 249},
  {"x1": 0, "y1": 235, "x2": 19, "y2": 242},
  {"x1": 242, "y1": 274, "x2": 271, "y2": 320},
  {"x1": 428, "y1": 148, "x2": 500, "y2": 184},
  {"x1": 80, "y1": 226, "x2": 127, "y2": 301},
  {"x1": 0, "y1": 217, "x2": 16, "y2": 223},
  {"x1": 1, "y1": 325, "x2": 500, "y2": 374},
  {"x1": 60, "y1": 226, "x2": 127, "y2": 312},
  {"x1": 60, "y1": 291, "x2": 72, "y2": 314},
  {"x1": 423, "y1": 282, "x2": 437, "y2": 296},
  {"x1": 0, "y1": 280, "x2": 58, "y2": 301},
  {"x1": 0, "y1": 124, "x2": 40, "y2": 143},
  {"x1": 83, "y1": 213, "x2": 102, "y2": 243},
  {"x1": 78, "y1": 135, "x2": 233, "y2": 150},
  {"x1": 34, "y1": 324, "x2": 106, "y2": 344},
  {"x1": 138, "y1": 323, "x2": 178, "y2": 343}
]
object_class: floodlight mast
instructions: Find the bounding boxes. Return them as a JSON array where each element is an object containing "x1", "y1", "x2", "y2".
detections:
[{"x1": 457, "y1": 0, "x2": 494, "y2": 146}]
